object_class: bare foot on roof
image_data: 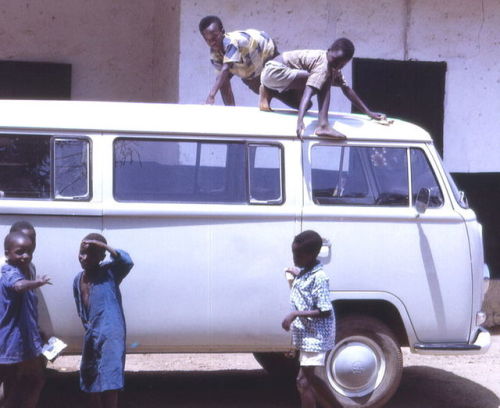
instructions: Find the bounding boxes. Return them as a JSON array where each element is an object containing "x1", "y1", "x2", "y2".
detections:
[{"x1": 315, "y1": 125, "x2": 346, "y2": 139}]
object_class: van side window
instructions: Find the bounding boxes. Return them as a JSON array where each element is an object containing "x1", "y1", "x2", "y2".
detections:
[
  {"x1": 54, "y1": 139, "x2": 90, "y2": 199},
  {"x1": 0, "y1": 135, "x2": 90, "y2": 200},
  {"x1": 312, "y1": 145, "x2": 372, "y2": 205},
  {"x1": 0, "y1": 134, "x2": 51, "y2": 199},
  {"x1": 311, "y1": 145, "x2": 409, "y2": 206},
  {"x1": 248, "y1": 144, "x2": 283, "y2": 204},
  {"x1": 114, "y1": 139, "x2": 247, "y2": 203},
  {"x1": 368, "y1": 147, "x2": 409, "y2": 206},
  {"x1": 410, "y1": 148, "x2": 444, "y2": 208}
]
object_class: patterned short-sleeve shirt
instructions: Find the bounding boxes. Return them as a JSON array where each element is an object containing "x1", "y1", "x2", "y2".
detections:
[
  {"x1": 210, "y1": 29, "x2": 276, "y2": 80},
  {"x1": 290, "y1": 262, "x2": 335, "y2": 352},
  {"x1": 282, "y1": 50, "x2": 348, "y2": 91}
]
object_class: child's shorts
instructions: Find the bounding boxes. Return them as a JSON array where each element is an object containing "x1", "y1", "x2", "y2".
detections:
[
  {"x1": 299, "y1": 351, "x2": 327, "y2": 366},
  {"x1": 261, "y1": 60, "x2": 306, "y2": 93}
]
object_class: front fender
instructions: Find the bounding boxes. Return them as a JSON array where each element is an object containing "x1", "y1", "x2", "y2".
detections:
[{"x1": 332, "y1": 291, "x2": 418, "y2": 349}]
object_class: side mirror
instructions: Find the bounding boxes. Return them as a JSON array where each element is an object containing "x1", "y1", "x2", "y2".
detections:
[
  {"x1": 458, "y1": 190, "x2": 469, "y2": 208},
  {"x1": 415, "y1": 187, "x2": 430, "y2": 214}
]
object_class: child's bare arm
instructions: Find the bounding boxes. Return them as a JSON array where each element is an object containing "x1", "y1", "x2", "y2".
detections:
[
  {"x1": 82, "y1": 239, "x2": 118, "y2": 258},
  {"x1": 341, "y1": 85, "x2": 386, "y2": 120},
  {"x1": 296, "y1": 85, "x2": 316, "y2": 138},
  {"x1": 220, "y1": 79, "x2": 235, "y2": 106},
  {"x1": 284, "y1": 266, "x2": 301, "y2": 277},
  {"x1": 206, "y1": 63, "x2": 234, "y2": 105},
  {"x1": 13, "y1": 275, "x2": 51, "y2": 293},
  {"x1": 282, "y1": 309, "x2": 331, "y2": 331},
  {"x1": 317, "y1": 81, "x2": 331, "y2": 128},
  {"x1": 316, "y1": 82, "x2": 345, "y2": 138}
]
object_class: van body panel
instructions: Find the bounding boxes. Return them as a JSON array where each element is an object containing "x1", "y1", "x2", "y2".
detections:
[
  {"x1": 0, "y1": 100, "x2": 431, "y2": 142},
  {"x1": 0, "y1": 101, "x2": 488, "y2": 358},
  {"x1": 424, "y1": 144, "x2": 486, "y2": 342},
  {"x1": 463, "y1": 217, "x2": 487, "y2": 339},
  {"x1": 98, "y1": 134, "x2": 303, "y2": 351}
]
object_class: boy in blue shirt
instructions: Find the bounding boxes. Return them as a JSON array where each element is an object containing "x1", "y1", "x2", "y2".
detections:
[
  {"x1": 73, "y1": 233, "x2": 133, "y2": 408},
  {"x1": 282, "y1": 230, "x2": 337, "y2": 408},
  {"x1": 0, "y1": 231, "x2": 51, "y2": 408}
]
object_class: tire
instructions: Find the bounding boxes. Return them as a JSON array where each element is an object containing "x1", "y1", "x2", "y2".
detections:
[
  {"x1": 253, "y1": 352, "x2": 299, "y2": 379},
  {"x1": 317, "y1": 315, "x2": 403, "y2": 408}
]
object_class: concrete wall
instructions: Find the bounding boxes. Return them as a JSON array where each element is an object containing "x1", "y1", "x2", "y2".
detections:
[
  {"x1": 0, "y1": 0, "x2": 180, "y2": 102},
  {"x1": 0, "y1": 0, "x2": 498, "y2": 172},
  {"x1": 179, "y1": 0, "x2": 500, "y2": 173}
]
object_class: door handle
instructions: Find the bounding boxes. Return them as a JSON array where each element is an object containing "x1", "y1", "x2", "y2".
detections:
[{"x1": 319, "y1": 238, "x2": 332, "y2": 263}]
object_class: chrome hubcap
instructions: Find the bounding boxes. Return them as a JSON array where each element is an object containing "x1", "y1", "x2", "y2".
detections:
[{"x1": 326, "y1": 336, "x2": 385, "y2": 397}]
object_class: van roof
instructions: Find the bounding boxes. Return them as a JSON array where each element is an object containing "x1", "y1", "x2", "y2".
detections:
[{"x1": 0, "y1": 100, "x2": 432, "y2": 143}]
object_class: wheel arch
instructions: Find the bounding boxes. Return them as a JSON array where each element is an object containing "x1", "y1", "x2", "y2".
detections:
[{"x1": 332, "y1": 293, "x2": 416, "y2": 348}]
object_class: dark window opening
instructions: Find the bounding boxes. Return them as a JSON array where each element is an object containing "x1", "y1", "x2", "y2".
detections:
[
  {"x1": 352, "y1": 58, "x2": 446, "y2": 156},
  {"x1": 0, "y1": 61, "x2": 71, "y2": 100}
]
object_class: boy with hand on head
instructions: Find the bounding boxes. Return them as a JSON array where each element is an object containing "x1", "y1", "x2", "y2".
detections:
[
  {"x1": 260, "y1": 38, "x2": 385, "y2": 139},
  {"x1": 0, "y1": 231, "x2": 51, "y2": 408},
  {"x1": 282, "y1": 230, "x2": 338, "y2": 408},
  {"x1": 73, "y1": 233, "x2": 133, "y2": 408}
]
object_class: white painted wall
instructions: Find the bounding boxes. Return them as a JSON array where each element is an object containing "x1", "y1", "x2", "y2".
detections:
[
  {"x1": 179, "y1": 0, "x2": 500, "y2": 173},
  {"x1": 0, "y1": 0, "x2": 497, "y2": 172},
  {"x1": 0, "y1": 0, "x2": 180, "y2": 103}
]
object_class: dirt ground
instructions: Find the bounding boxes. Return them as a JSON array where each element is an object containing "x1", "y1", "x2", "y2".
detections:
[{"x1": 39, "y1": 332, "x2": 500, "y2": 408}]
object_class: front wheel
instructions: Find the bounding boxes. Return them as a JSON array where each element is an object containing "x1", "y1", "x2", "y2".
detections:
[{"x1": 318, "y1": 315, "x2": 403, "y2": 408}]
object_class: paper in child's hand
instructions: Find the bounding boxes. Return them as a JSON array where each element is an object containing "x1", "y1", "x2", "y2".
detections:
[{"x1": 42, "y1": 336, "x2": 67, "y2": 361}]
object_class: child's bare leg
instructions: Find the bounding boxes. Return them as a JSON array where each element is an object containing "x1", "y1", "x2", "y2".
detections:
[
  {"x1": 89, "y1": 393, "x2": 104, "y2": 408},
  {"x1": 301, "y1": 366, "x2": 340, "y2": 408},
  {"x1": 4, "y1": 376, "x2": 22, "y2": 408},
  {"x1": 259, "y1": 85, "x2": 273, "y2": 112},
  {"x1": 18, "y1": 356, "x2": 46, "y2": 408},
  {"x1": 296, "y1": 368, "x2": 316, "y2": 408},
  {"x1": 0, "y1": 365, "x2": 16, "y2": 405},
  {"x1": 102, "y1": 390, "x2": 118, "y2": 408},
  {"x1": 285, "y1": 71, "x2": 309, "y2": 91},
  {"x1": 4, "y1": 385, "x2": 22, "y2": 408}
]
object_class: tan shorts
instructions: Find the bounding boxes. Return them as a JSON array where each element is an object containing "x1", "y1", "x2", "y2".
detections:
[
  {"x1": 299, "y1": 351, "x2": 327, "y2": 366},
  {"x1": 261, "y1": 60, "x2": 305, "y2": 93}
]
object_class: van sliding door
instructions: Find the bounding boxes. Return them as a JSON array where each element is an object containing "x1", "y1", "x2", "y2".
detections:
[{"x1": 106, "y1": 137, "x2": 300, "y2": 351}]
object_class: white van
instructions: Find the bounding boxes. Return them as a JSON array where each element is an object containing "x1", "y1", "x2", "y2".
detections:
[{"x1": 0, "y1": 100, "x2": 490, "y2": 407}]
